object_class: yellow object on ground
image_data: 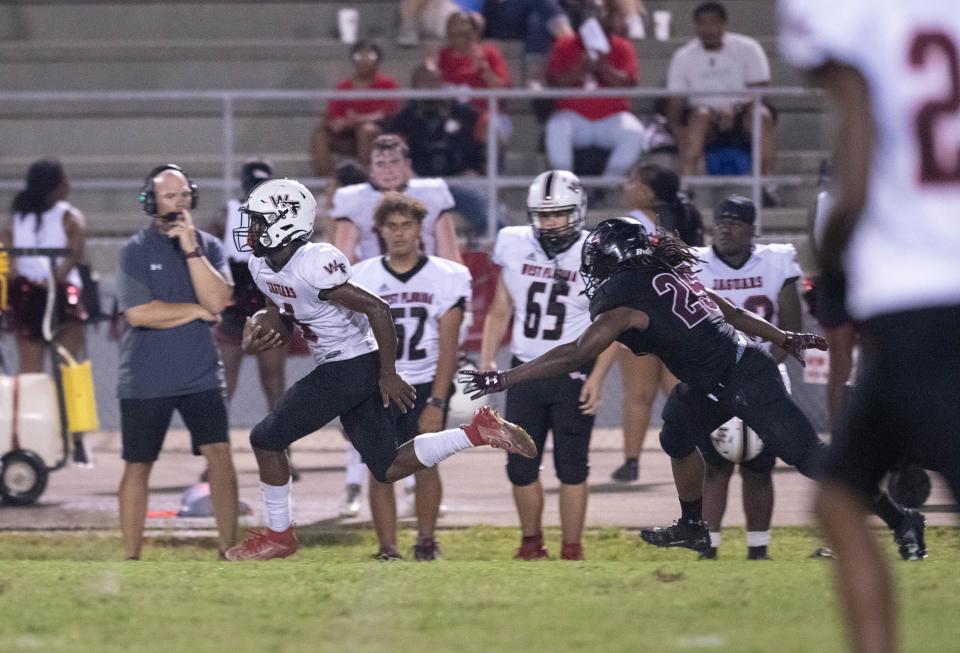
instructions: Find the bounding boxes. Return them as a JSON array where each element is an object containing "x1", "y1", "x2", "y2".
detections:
[{"x1": 58, "y1": 347, "x2": 99, "y2": 433}]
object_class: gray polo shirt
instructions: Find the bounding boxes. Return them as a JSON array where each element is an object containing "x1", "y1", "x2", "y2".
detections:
[{"x1": 116, "y1": 225, "x2": 227, "y2": 399}]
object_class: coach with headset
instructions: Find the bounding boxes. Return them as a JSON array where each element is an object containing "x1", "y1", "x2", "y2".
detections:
[{"x1": 115, "y1": 164, "x2": 238, "y2": 560}]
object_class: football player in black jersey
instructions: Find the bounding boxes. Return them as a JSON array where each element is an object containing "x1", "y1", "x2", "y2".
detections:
[{"x1": 462, "y1": 217, "x2": 925, "y2": 556}]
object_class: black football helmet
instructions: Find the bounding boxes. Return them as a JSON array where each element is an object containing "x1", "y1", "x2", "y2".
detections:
[{"x1": 580, "y1": 217, "x2": 654, "y2": 298}]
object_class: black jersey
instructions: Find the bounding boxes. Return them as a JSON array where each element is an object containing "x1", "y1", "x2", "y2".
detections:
[{"x1": 589, "y1": 265, "x2": 743, "y2": 390}]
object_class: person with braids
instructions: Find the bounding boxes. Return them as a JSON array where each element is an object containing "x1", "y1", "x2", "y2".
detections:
[
  {"x1": 1, "y1": 159, "x2": 93, "y2": 466},
  {"x1": 461, "y1": 217, "x2": 925, "y2": 557}
]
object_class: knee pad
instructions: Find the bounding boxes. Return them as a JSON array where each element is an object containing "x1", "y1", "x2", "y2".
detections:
[
  {"x1": 507, "y1": 456, "x2": 541, "y2": 487},
  {"x1": 556, "y1": 460, "x2": 589, "y2": 486},
  {"x1": 660, "y1": 426, "x2": 698, "y2": 459}
]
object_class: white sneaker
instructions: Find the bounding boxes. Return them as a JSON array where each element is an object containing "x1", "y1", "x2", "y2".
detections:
[{"x1": 338, "y1": 483, "x2": 362, "y2": 517}]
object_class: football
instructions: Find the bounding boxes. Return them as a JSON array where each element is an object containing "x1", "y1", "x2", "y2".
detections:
[
  {"x1": 249, "y1": 307, "x2": 291, "y2": 344},
  {"x1": 710, "y1": 417, "x2": 764, "y2": 463}
]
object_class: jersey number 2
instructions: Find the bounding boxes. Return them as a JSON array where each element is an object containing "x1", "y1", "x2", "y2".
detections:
[
  {"x1": 911, "y1": 32, "x2": 960, "y2": 183},
  {"x1": 652, "y1": 273, "x2": 716, "y2": 329}
]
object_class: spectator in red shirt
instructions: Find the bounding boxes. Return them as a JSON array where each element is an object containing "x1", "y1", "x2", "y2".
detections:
[
  {"x1": 438, "y1": 11, "x2": 513, "y2": 146},
  {"x1": 544, "y1": 0, "x2": 646, "y2": 177},
  {"x1": 310, "y1": 40, "x2": 400, "y2": 177}
]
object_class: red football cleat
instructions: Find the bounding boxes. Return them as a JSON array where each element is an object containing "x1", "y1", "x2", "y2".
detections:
[
  {"x1": 515, "y1": 533, "x2": 549, "y2": 561},
  {"x1": 561, "y1": 542, "x2": 584, "y2": 561},
  {"x1": 463, "y1": 406, "x2": 538, "y2": 458},
  {"x1": 224, "y1": 525, "x2": 299, "y2": 561}
]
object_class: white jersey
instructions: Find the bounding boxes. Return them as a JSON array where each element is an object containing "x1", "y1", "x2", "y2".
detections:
[
  {"x1": 248, "y1": 243, "x2": 377, "y2": 365},
  {"x1": 221, "y1": 198, "x2": 250, "y2": 263},
  {"x1": 695, "y1": 243, "x2": 802, "y2": 352},
  {"x1": 352, "y1": 255, "x2": 472, "y2": 385},
  {"x1": 12, "y1": 200, "x2": 82, "y2": 288},
  {"x1": 331, "y1": 179, "x2": 456, "y2": 261},
  {"x1": 667, "y1": 32, "x2": 771, "y2": 110},
  {"x1": 492, "y1": 226, "x2": 592, "y2": 362},
  {"x1": 779, "y1": 0, "x2": 960, "y2": 319}
]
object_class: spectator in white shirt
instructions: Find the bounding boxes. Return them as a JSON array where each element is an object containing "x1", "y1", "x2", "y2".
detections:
[{"x1": 665, "y1": 2, "x2": 779, "y2": 204}]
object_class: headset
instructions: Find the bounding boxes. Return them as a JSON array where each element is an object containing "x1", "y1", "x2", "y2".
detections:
[{"x1": 138, "y1": 163, "x2": 198, "y2": 216}]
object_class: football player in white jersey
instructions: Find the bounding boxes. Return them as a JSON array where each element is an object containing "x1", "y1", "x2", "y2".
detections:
[
  {"x1": 352, "y1": 194, "x2": 473, "y2": 560},
  {"x1": 693, "y1": 195, "x2": 802, "y2": 560},
  {"x1": 780, "y1": 1, "x2": 960, "y2": 650},
  {"x1": 480, "y1": 170, "x2": 619, "y2": 561},
  {"x1": 330, "y1": 134, "x2": 463, "y2": 264},
  {"x1": 224, "y1": 178, "x2": 535, "y2": 561},
  {"x1": 330, "y1": 134, "x2": 464, "y2": 516}
]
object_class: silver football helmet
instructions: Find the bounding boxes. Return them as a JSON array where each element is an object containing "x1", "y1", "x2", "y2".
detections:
[{"x1": 526, "y1": 170, "x2": 587, "y2": 257}]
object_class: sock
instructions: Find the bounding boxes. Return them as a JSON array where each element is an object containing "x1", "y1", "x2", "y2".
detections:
[
  {"x1": 413, "y1": 428, "x2": 473, "y2": 467},
  {"x1": 345, "y1": 446, "x2": 366, "y2": 486},
  {"x1": 746, "y1": 531, "x2": 771, "y2": 547},
  {"x1": 679, "y1": 497, "x2": 703, "y2": 523},
  {"x1": 260, "y1": 480, "x2": 292, "y2": 533},
  {"x1": 709, "y1": 531, "x2": 721, "y2": 548},
  {"x1": 872, "y1": 493, "x2": 905, "y2": 530}
]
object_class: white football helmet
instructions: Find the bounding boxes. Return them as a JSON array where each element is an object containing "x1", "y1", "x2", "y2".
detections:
[
  {"x1": 526, "y1": 170, "x2": 587, "y2": 257},
  {"x1": 235, "y1": 178, "x2": 316, "y2": 255},
  {"x1": 710, "y1": 417, "x2": 764, "y2": 463}
]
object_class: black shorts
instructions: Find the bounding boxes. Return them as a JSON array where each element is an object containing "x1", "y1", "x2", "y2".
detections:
[
  {"x1": 504, "y1": 357, "x2": 595, "y2": 486},
  {"x1": 249, "y1": 351, "x2": 401, "y2": 482},
  {"x1": 825, "y1": 305, "x2": 960, "y2": 500},
  {"x1": 391, "y1": 381, "x2": 451, "y2": 445},
  {"x1": 660, "y1": 347, "x2": 825, "y2": 479},
  {"x1": 120, "y1": 388, "x2": 229, "y2": 463},
  {"x1": 813, "y1": 270, "x2": 852, "y2": 329},
  {"x1": 8, "y1": 276, "x2": 87, "y2": 341}
]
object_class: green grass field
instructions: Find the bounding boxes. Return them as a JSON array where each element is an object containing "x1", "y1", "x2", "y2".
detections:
[{"x1": 1, "y1": 526, "x2": 958, "y2": 653}]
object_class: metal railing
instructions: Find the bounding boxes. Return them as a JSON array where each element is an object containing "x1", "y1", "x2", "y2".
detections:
[{"x1": 0, "y1": 86, "x2": 822, "y2": 239}]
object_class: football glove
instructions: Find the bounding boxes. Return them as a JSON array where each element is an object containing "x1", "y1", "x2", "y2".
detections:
[
  {"x1": 781, "y1": 331, "x2": 828, "y2": 367},
  {"x1": 458, "y1": 369, "x2": 509, "y2": 399}
]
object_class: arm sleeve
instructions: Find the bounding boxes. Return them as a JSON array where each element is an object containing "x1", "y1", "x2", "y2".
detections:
[
  {"x1": 487, "y1": 44, "x2": 513, "y2": 86},
  {"x1": 116, "y1": 243, "x2": 153, "y2": 312},
  {"x1": 666, "y1": 50, "x2": 687, "y2": 90},
  {"x1": 782, "y1": 244, "x2": 803, "y2": 280},
  {"x1": 331, "y1": 187, "x2": 355, "y2": 220},
  {"x1": 612, "y1": 38, "x2": 639, "y2": 83},
  {"x1": 202, "y1": 234, "x2": 228, "y2": 277},
  {"x1": 443, "y1": 266, "x2": 474, "y2": 313}
]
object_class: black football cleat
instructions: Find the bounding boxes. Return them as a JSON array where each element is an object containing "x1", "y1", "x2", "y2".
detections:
[
  {"x1": 893, "y1": 509, "x2": 927, "y2": 561},
  {"x1": 640, "y1": 519, "x2": 710, "y2": 553},
  {"x1": 698, "y1": 546, "x2": 718, "y2": 560},
  {"x1": 611, "y1": 459, "x2": 639, "y2": 483},
  {"x1": 412, "y1": 538, "x2": 440, "y2": 562},
  {"x1": 747, "y1": 545, "x2": 770, "y2": 560}
]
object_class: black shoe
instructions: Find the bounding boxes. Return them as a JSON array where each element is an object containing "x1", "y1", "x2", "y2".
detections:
[
  {"x1": 373, "y1": 547, "x2": 403, "y2": 561},
  {"x1": 640, "y1": 519, "x2": 710, "y2": 553},
  {"x1": 71, "y1": 439, "x2": 94, "y2": 468},
  {"x1": 413, "y1": 537, "x2": 440, "y2": 561},
  {"x1": 698, "y1": 546, "x2": 718, "y2": 560},
  {"x1": 809, "y1": 546, "x2": 835, "y2": 560},
  {"x1": 747, "y1": 545, "x2": 770, "y2": 560},
  {"x1": 611, "y1": 459, "x2": 639, "y2": 483},
  {"x1": 893, "y1": 509, "x2": 927, "y2": 561}
]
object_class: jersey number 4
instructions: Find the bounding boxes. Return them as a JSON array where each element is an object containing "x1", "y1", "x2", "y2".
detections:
[
  {"x1": 523, "y1": 281, "x2": 567, "y2": 341},
  {"x1": 652, "y1": 272, "x2": 717, "y2": 329},
  {"x1": 911, "y1": 32, "x2": 960, "y2": 184}
]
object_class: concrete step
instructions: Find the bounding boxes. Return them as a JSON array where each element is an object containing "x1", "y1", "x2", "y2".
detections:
[{"x1": 1, "y1": 0, "x2": 779, "y2": 43}]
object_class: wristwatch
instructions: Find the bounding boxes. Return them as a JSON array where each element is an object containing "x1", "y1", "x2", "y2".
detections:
[
  {"x1": 425, "y1": 396, "x2": 447, "y2": 410},
  {"x1": 185, "y1": 248, "x2": 203, "y2": 260}
]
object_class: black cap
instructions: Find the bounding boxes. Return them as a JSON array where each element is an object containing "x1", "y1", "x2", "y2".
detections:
[
  {"x1": 241, "y1": 159, "x2": 274, "y2": 194},
  {"x1": 714, "y1": 194, "x2": 756, "y2": 224}
]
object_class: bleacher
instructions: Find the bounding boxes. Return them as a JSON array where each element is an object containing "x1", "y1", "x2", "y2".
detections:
[{"x1": 0, "y1": 0, "x2": 831, "y2": 275}]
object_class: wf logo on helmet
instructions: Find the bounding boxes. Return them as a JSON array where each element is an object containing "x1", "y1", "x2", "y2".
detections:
[{"x1": 269, "y1": 194, "x2": 301, "y2": 214}]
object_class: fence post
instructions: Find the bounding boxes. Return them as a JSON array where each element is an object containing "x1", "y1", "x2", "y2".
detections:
[
  {"x1": 751, "y1": 92, "x2": 763, "y2": 234},
  {"x1": 486, "y1": 95, "x2": 499, "y2": 243},
  {"x1": 222, "y1": 95, "x2": 235, "y2": 206}
]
